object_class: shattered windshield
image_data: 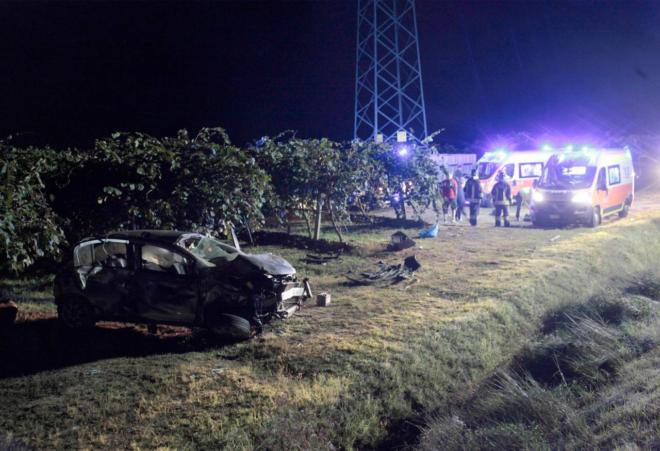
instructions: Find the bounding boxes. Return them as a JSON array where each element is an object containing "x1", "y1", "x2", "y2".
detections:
[
  {"x1": 176, "y1": 234, "x2": 239, "y2": 263},
  {"x1": 539, "y1": 155, "x2": 597, "y2": 189},
  {"x1": 478, "y1": 162, "x2": 499, "y2": 179}
]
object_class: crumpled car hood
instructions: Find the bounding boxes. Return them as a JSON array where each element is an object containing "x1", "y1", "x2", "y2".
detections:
[{"x1": 240, "y1": 253, "x2": 296, "y2": 276}]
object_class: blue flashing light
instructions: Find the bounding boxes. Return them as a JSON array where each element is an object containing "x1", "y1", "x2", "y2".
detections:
[{"x1": 541, "y1": 144, "x2": 553, "y2": 151}]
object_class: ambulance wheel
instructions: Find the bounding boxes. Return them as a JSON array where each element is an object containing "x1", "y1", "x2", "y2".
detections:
[
  {"x1": 588, "y1": 207, "x2": 601, "y2": 228},
  {"x1": 618, "y1": 203, "x2": 630, "y2": 218}
]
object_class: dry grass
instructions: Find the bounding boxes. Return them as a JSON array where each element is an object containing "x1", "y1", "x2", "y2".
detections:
[
  {"x1": 2, "y1": 198, "x2": 660, "y2": 449},
  {"x1": 420, "y1": 280, "x2": 660, "y2": 450}
]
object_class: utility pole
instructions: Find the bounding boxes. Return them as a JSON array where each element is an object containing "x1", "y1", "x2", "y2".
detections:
[{"x1": 354, "y1": 0, "x2": 428, "y2": 144}]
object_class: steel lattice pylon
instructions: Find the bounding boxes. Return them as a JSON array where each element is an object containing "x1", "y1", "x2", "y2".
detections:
[{"x1": 354, "y1": 0, "x2": 428, "y2": 144}]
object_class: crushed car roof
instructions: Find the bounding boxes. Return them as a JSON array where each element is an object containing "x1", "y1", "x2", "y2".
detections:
[{"x1": 101, "y1": 230, "x2": 193, "y2": 243}]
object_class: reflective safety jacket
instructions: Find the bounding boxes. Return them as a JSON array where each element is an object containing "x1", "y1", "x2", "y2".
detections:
[
  {"x1": 464, "y1": 178, "x2": 482, "y2": 202},
  {"x1": 491, "y1": 181, "x2": 512, "y2": 206}
]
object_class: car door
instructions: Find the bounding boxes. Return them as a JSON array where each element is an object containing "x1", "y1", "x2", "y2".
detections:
[
  {"x1": 73, "y1": 239, "x2": 134, "y2": 318},
  {"x1": 605, "y1": 164, "x2": 623, "y2": 214},
  {"x1": 595, "y1": 167, "x2": 609, "y2": 211},
  {"x1": 133, "y1": 243, "x2": 199, "y2": 324}
]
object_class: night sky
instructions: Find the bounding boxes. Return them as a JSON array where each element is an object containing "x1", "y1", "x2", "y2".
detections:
[{"x1": 1, "y1": 1, "x2": 660, "y2": 149}]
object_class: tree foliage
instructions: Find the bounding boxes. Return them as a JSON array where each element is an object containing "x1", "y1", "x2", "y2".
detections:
[
  {"x1": 369, "y1": 142, "x2": 443, "y2": 220},
  {"x1": 90, "y1": 127, "x2": 270, "y2": 235},
  {"x1": 250, "y1": 135, "x2": 385, "y2": 239},
  {"x1": 0, "y1": 142, "x2": 82, "y2": 272}
]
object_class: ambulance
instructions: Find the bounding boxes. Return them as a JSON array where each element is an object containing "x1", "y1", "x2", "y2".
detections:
[
  {"x1": 477, "y1": 149, "x2": 554, "y2": 206},
  {"x1": 530, "y1": 147, "x2": 634, "y2": 227}
]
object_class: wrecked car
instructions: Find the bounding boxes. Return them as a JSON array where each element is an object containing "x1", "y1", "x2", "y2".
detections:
[{"x1": 53, "y1": 230, "x2": 312, "y2": 338}]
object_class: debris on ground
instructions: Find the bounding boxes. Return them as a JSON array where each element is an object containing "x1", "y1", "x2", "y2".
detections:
[
  {"x1": 419, "y1": 223, "x2": 439, "y2": 238},
  {"x1": 302, "y1": 253, "x2": 342, "y2": 264},
  {"x1": 550, "y1": 235, "x2": 561, "y2": 242},
  {"x1": 387, "y1": 231, "x2": 416, "y2": 251},
  {"x1": 0, "y1": 300, "x2": 18, "y2": 327},
  {"x1": 346, "y1": 255, "x2": 421, "y2": 286},
  {"x1": 316, "y1": 292, "x2": 331, "y2": 307}
]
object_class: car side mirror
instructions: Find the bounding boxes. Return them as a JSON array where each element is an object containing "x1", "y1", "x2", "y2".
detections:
[{"x1": 597, "y1": 180, "x2": 607, "y2": 191}]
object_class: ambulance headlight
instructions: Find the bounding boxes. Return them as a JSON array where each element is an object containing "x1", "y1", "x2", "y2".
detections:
[
  {"x1": 532, "y1": 190, "x2": 545, "y2": 203},
  {"x1": 571, "y1": 191, "x2": 591, "y2": 204}
]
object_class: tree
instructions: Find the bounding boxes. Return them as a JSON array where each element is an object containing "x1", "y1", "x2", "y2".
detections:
[
  {"x1": 250, "y1": 135, "x2": 384, "y2": 242},
  {"x1": 370, "y1": 141, "x2": 443, "y2": 221},
  {"x1": 90, "y1": 127, "x2": 270, "y2": 237},
  {"x1": 0, "y1": 142, "x2": 82, "y2": 273}
]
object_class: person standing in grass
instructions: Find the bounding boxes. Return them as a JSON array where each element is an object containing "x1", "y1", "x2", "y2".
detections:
[
  {"x1": 454, "y1": 169, "x2": 466, "y2": 222},
  {"x1": 464, "y1": 169, "x2": 482, "y2": 226},
  {"x1": 440, "y1": 169, "x2": 458, "y2": 223},
  {"x1": 491, "y1": 171, "x2": 512, "y2": 227}
]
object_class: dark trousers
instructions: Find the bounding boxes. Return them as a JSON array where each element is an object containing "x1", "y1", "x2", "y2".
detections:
[
  {"x1": 514, "y1": 194, "x2": 524, "y2": 220},
  {"x1": 468, "y1": 201, "x2": 480, "y2": 226},
  {"x1": 494, "y1": 204, "x2": 510, "y2": 226}
]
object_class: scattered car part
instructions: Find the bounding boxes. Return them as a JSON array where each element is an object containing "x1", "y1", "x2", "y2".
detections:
[
  {"x1": 302, "y1": 253, "x2": 342, "y2": 264},
  {"x1": 0, "y1": 301, "x2": 18, "y2": 327},
  {"x1": 316, "y1": 292, "x2": 331, "y2": 307},
  {"x1": 346, "y1": 255, "x2": 421, "y2": 286},
  {"x1": 388, "y1": 231, "x2": 416, "y2": 251}
]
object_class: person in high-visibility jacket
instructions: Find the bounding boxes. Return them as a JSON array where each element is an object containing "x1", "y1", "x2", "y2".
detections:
[
  {"x1": 491, "y1": 171, "x2": 512, "y2": 227},
  {"x1": 463, "y1": 169, "x2": 482, "y2": 226}
]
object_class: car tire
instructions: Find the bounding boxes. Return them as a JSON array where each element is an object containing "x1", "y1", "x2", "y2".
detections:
[
  {"x1": 57, "y1": 296, "x2": 95, "y2": 329},
  {"x1": 588, "y1": 207, "x2": 601, "y2": 228},
  {"x1": 208, "y1": 313, "x2": 254, "y2": 340},
  {"x1": 618, "y1": 203, "x2": 630, "y2": 218}
]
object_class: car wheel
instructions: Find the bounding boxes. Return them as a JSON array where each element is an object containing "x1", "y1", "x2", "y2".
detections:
[
  {"x1": 57, "y1": 296, "x2": 95, "y2": 329},
  {"x1": 618, "y1": 203, "x2": 630, "y2": 218},
  {"x1": 208, "y1": 314, "x2": 254, "y2": 339},
  {"x1": 588, "y1": 207, "x2": 601, "y2": 228}
]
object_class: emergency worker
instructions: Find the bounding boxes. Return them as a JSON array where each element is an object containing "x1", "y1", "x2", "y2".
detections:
[
  {"x1": 491, "y1": 171, "x2": 512, "y2": 227},
  {"x1": 454, "y1": 169, "x2": 466, "y2": 221},
  {"x1": 464, "y1": 169, "x2": 482, "y2": 226}
]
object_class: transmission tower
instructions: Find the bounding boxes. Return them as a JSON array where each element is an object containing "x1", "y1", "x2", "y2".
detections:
[{"x1": 354, "y1": 0, "x2": 428, "y2": 144}]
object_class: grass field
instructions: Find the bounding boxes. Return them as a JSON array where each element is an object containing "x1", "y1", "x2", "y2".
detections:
[{"x1": 1, "y1": 196, "x2": 660, "y2": 449}]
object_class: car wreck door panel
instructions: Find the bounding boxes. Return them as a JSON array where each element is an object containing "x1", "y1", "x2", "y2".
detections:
[
  {"x1": 74, "y1": 240, "x2": 134, "y2": 317},
  {"x1": 133, "y1": 244, "x2": 198, "y2": 324}
]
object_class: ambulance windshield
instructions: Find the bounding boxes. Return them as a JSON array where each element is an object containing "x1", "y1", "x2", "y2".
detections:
[{"x1": 539, "y1": 154, "x2": 597, "y2": 189}]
